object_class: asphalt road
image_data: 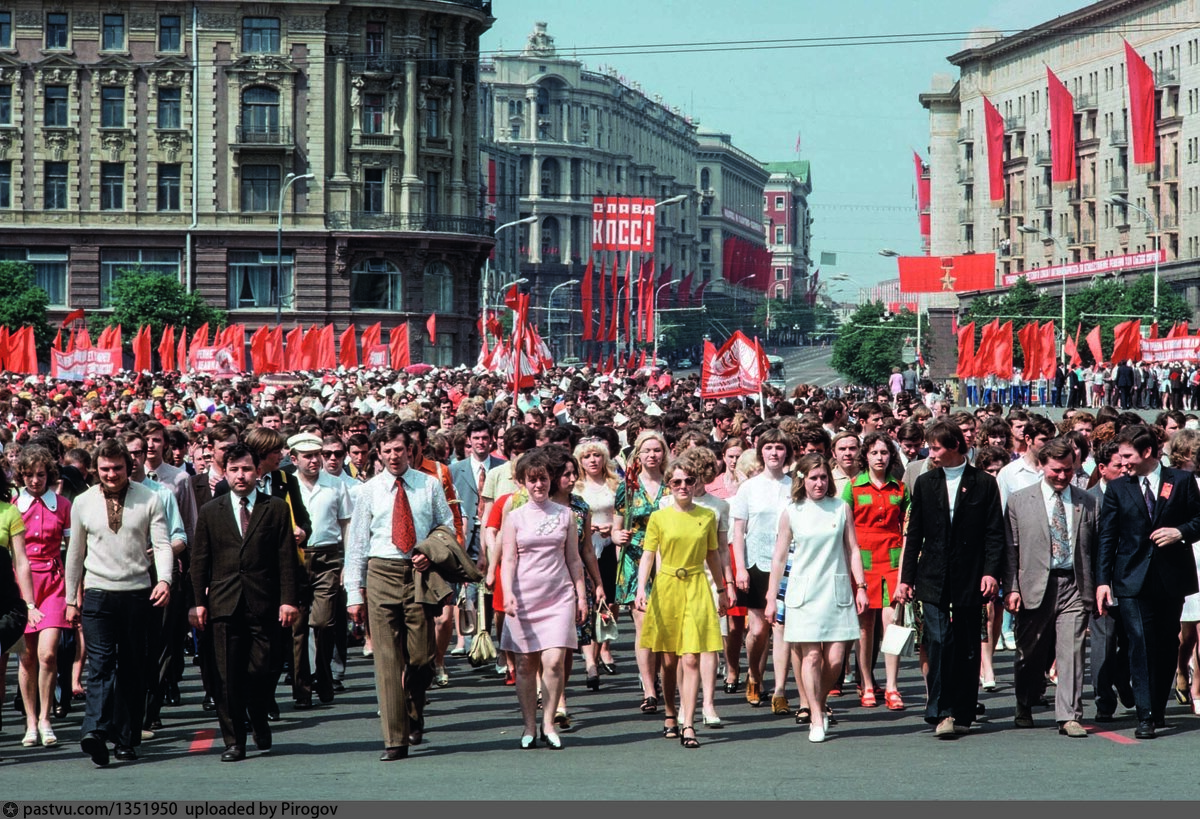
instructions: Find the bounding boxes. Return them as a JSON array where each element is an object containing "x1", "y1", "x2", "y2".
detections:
[{"x1": 3, "y1": 625, "x2": 1200, "y2": 802}]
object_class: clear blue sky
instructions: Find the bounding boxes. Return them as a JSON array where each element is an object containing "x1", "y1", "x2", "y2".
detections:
[{"x1": 482, "y1": 0, "x2": 1084, "y2": 294}]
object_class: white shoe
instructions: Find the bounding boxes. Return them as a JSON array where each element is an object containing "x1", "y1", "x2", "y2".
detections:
[
  {"x1": 362, "y1": 646, "x2": 374, "y2": 658},
  {"x1": 434, "y1": 667, "x2": 450, "y2": 687},
  {"x1": 21, "y1": 728, "x2": 38, "y2": 748},
  {"x1": 808, "y1": 723, "x2": 826, "y2": 743},
  {"x1": 38, "y1": 723, "x2": 57, "y2": 747}
]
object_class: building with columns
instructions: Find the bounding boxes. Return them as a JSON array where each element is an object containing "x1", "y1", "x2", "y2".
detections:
[{"x1": 0, "y1": 0, "x2": 495, "y2": 365}]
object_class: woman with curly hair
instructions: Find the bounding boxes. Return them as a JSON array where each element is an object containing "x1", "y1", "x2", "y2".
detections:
[{"x1": 574, "y1": 436, "x2": 620, "y2": 681}]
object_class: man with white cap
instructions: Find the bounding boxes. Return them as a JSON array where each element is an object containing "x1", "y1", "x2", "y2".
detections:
[{"x1": 288, "y1": 431, "x2": 353, "y2": 706}]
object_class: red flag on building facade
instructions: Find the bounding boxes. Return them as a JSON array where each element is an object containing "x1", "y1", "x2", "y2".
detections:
[
  {"x1": 339, "y1": 324, "x2": 357, "y2": 370},
  {"x1": 1124, "y1": 40, "x2": 1157, "y2": 171},
  {"x1": 1047, "y1": 67, "x2": 1077, "y2": 188},
  {"x1": 390, "y1": 324, "x2": 410, "y2": 369},
  {"x1": 896, "y1": 255, "x2": 996, "y2": 293},
  {"x1": 983, "y1": 96, "x2": 1005, "y2": 205},
  {"x1": 677, "y1": 270, "x2": 694, "y2": 308}
]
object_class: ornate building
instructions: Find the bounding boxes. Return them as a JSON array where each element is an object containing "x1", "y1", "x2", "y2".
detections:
[{"x1": 1, "y1": 0, "x2": 494, "y2": 365}]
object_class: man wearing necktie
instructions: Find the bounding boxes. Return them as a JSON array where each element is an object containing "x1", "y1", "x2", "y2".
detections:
[
  {"x1": 345, "y1": 422, "x2": 454, "y2": 761},
  {"x1": 1004, "y1": 438, "x2": 1097, "y2": 738},
  {"x1": 1097, "y1": 424, "x2": 1200, "y2": 739}
]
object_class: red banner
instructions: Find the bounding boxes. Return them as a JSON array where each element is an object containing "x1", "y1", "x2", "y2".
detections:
[
  {"x1": 956, "y1": 321, "x2": 975, "y2": 378},
  {"x1": 591, "y1": 196, "x2": 655, "y2": 252},
  {"x1": 53, "y1": 348, "x2": 119, "y2": 380},
  {"x1": 1047, "y1": 67, "x2": 1076, "y2": 188},
  {"x1": 339, "y1": 324, "x2": 357, "y2": 370},
  {"x1": 1141, "y1": 337, "x2": 1200, "y2": 363},
  {"x1": 1085, "y1": 326, "x2": 1103, "y2": 365},
  {"x1": 390, "y1": 324, "x2": 410, "y2": 370},
  {"x1": 995, "y1": 321, "x2": 1014, "y2": 379},
  {"x1": 983, "y1": 96, "x2": 1005, "y2": 205},
  {"x1": 1039, "y1": 321, "x2": 1057, "y2": 380},
  {"x1": 896, "y1": 254, "x2": 995, "y2": 293},
  {"x1": 700, "y1": 331, "x2": 768, "y2": 398},
  {"x1": 192, "y1": 346, "x2": 238, "y2": 376},
  {"x1": 1001, "y1": 249, "x2": 1166, "y2": 286},
  {"x1": 364, "y1": 344, "x2": 389, "y2": 368},
  {"x1": 1124, "y1": 40, "x2": 1157, "y2": 171}
]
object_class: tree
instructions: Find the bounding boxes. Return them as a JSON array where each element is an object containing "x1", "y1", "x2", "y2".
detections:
[
  {"x1": 831, "y1": 301, "x2": 925, "y2": 387},
  {"x1": 100, "y1": 266, "x2": 227, "y2": 339},
  {"x1": 0, "y1": 260, "x2": 54, "y2": 355}
]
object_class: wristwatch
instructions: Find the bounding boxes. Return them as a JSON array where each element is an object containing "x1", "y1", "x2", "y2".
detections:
[{"x1": 26, "y1": 601, "x2": 35, "y2": 610}]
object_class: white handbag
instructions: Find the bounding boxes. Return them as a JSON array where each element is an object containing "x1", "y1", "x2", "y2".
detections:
[{"x1": 880, "y1": 602, "x2": 917, "y2": 657}]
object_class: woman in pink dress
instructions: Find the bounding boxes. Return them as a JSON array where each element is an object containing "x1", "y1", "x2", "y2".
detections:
[
  {"x1": 16, "y1": 446, "x2": 69, "y2": 747},
  {"x1": 500, "y1": 449, "x2": 587, "y2": 750}
]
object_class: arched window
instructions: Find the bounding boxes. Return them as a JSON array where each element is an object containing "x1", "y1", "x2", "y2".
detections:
[
  {"x1": 350, "y1": 257, "x2": 402, "y2": 311},
  {"x1": 541, "y1": 216, "x2": 560, "y2": 262},
  {"x1": 423, "y1": 260, "x2": 453, "y2": 313},
  {"x1": 700, "y1": 167, "x2": 711, "y2": 190},
  {"x1": 241, "y1": 86, "x2": 279, "y2": 141}
]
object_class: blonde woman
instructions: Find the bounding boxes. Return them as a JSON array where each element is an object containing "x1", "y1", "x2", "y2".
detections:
[
  {"x1": 613, "y1": 430, "x2": 669, "y2": 714},
  {"x1": 574, "y1": 436, "x2": 620, "y2": 683}
]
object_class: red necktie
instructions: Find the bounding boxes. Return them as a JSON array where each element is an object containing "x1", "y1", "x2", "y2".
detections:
[{"x1": 392, "y1": 478, "x2": 417, "y2": 554}]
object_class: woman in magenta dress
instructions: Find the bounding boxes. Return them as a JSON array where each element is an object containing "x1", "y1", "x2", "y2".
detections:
[
  {"x1": 501, "y1": 449, "x2": 587, "y2": 750},
  {"x1": 16, "y1": 446, "x2": 69, "y2": 747}
]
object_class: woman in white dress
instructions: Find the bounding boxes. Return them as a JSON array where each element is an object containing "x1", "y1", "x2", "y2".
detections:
[{"x1": 765, "y1": 454, "x2": 868, "y2": 743}]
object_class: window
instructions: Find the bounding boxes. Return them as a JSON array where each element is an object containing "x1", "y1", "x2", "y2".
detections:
[
  {"x1": 158, "y1": 87, "x2": 181, "y2": 129},
  {"x1": 700, "y1": 167, "x2": 710, "y2": 189},
  {"x1": 44, "y1": 162, "x2": 68, "y2": 209},
  {"x1": 100, "y1": 249, "x2": 180, "y2": 307},
  {"x1": 774, "y1": 195, "x2": 784, "y2": 210},
  {"x1": 365, "y1": 21, "x2": 384, "y2": 55},
  {"x1": 102, "y1": 14, "x2": 124, "y2": 50},
  {"x1": 775, "y1": 268, "x2": 786, "y2": 281},
  {"x1": 157, "y1": 164, "x2": 181, "y2": 211},
  {"x1": 0, "y1": 85, "x2": 10, "y2": 125},
  {"x1": 425, "y1": 171, "x2": 441, "y2": 214},
  {"x1": 0, "y1": 248, "x2": 68, "y2": 305},
  {"x1": 242, "y1": 18, "x2": 280, "y2": 53},
  {"x1": 241, "y1": 87, "x2": 279, "y2": 139},
  {"x1": 362, "y1": 94, "x2": 384, "y2": 134},
  {"x1": 0, "y1": 12, "x2": 11, "y2": 48},
  {"x1": 363, "y1": 168, "x2": 385, "y2": 213},
  {"x1": 45, "y1": 13, "x2": 67, "y2": 49},
  {"x1": 774, "y1": 226, "x2": 785, "y2": 243},
  {"x1": 0, "y1": 161, "x2": 10, "y2": 208},
  {"x1": 228, "y1": 249, "x2": 292, "y2": 309},
  {"x1": 44, "y1": 86, "x2": 68, "y2": 127},
  {"x1": 100, "y1": 163, "x2": 123, "y2": 210},
  {"x1": 700, "y1": 228, "x2": 711, "y2": 243},
  {"x1": 423, "y1": 261, "x2": 453, "y2": 313},
  {"x1": 350, "y1": 258, "x2": 402, "y2": 310},
  {"x1": 159, "y1": 15, "x2": 181, "y2": 52},
  {"x1": 100, "y1": 87, "x2": 124, "y2": 128},
  {"x1": 426, "y1": 97, "x2": 440, "y2": 138},
  {"x1": 240, "y1": 165, "x2": 279, "y2": 211}
]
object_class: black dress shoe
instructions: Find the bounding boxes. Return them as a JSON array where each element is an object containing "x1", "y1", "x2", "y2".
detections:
[
  {"x1": 114, "y1": 746, "x2": 138, "y2": 762},
  {"x1": 1135, "y1": 721, "x2": 1157, "y2": 739},
  {"x1": 252, "y1": 723, "x2": 272, "y2": 752},
  {"x1": 293, "y1": 698, "x2": 313, "y2": 710},
  {"x1": 1094, "y1": 713, "x2": 1115, "y2": 723},
  {"x1": 202, "y1": 695, "x2": 217, "y2": 712},
  {"x1": 52, "y1": 703, "x2": 71, "y2": 719},
  {"x1": 81, "y1": 732, "x2": 110, "y2": 767},
  {"x1": 379, "y1": 746, "x2": 408, "y2": 761},
  {"x1": 1153, "y1": 717, "x2": 1172, "y2": 730},
  {"x1": 147, "y1": 719, "x2": 163, "y2": 731},
  {"x1": 408, "y1": 729, "x2": 423, "y2": 746},
  {"x1": 599, "y1": 661, "x2": 617, "y2": 675},
  {"x1": 331, "y1": 680, "x2": 345, "y2": 694},
  {"x1": 267, "y1": 701, "x2": 281, "y2": 722},
  {"x1": 220, "y1": 745, "x2": 246, "y2": 762},
  {"x1": 165, "y1": 687, "x2": 181, "y2": 707}
]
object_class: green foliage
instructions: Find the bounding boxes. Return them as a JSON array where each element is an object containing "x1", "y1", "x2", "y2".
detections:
[
  {"x1": 831, "y1": 301, "x2": 925, "y2": 386},
  {"x1": 964, "y1": 273, "x2": 1191, "y2": 365},
  {"x1": 100, "y1": 266, "x2": 227, "y2": 339},
  {"x1": 0, "y1": 260, "x2": 53, "y2": 354}
]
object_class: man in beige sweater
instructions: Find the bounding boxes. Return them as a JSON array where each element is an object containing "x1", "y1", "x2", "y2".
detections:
[{"x1": 65, "y1": 438, "x2": 173, "y2": 768}]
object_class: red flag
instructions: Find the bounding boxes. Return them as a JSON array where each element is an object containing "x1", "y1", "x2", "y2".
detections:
[
  {"x1": 1039, "y1": 322, "x2": 1056, "y2": 381},
  {"x1": 192, "y1": 322, "x2": 210, "y2": 350},
  {"x1": 956, "y1": 321, "x2": 975, "y2": 379},
  {"x1": 390, "y1": 324, "x2": 410, "y2": 369},
  {"x1": 285, "y1": 326, "x2": 303, "y2": 371},
  {"x1": 1149, "y1": 322, "x2": 1159, "y2": 340},
  {"x1": 1124, "y1": 40, "x2": 1157, "y2": 171},
  {"x1": 300, "y1": 325, "x2": 320, "y2": 370},
  {"x1": 975, "y1": 319, "x2": 999, "y2": 379},
  {"x1": 361, "y1": 322, "x2": 382, "y2": 360},
  {"x1": 995, "y1": 321, "x2": 1014, "y2": 379},
  {"x1": 9, "y1": 327, "x2": 33, "y2": 374},
  {"x1": 983, "y1": 96, "x2": 1005, "y2": 205},
  {"x1": 110, "y1": 324, "x2": 123, "y2": 352},
  {"x1": 678, "y1": 270, "x2": 694, "y2": 308},
  {"x1": 1112, "y1": 320, "x2": 1142, "y2": 364},
  {"x1": 625, "y1": 350, "x2": 636, "y2": 371},
  {"x1": 503, "y1": 284, "x2": 521, "y2": 311},
  {"x1": 95, "y1": 325, "x2": 112, "y2": 350},
  {"x1": 267, "y1": 326, "x2": 284, "y2": 371},
  {"x1": 426, "y1": 314, "x2": 437, "y2": 345},
  {"x1": 640, "y1": 257, "x2": 656, "y2": 342},
  {"x1": 896, "y1": 255, "x2": 996, "y2": 293},
  {"x1": 157, "y1": 325, "x2": 175, "y2": 372},
  {"x1": 1047, "y1": 67, "x2": 1077, "y2": 188},
  {"x1": 317, "y1": 324, "x2": 336, "y2": 370},
  {"x1": 607, "y1": 255, "x2": 619, "y2": 342},
  {"x1": 176, "y1": 328, "x2": 187, "y2": 373},
  {"x1": 61, "y1": 308, "x2": 85, "y2": 326},
  {"x1": 133, "y1": 325, "x2": 152, "y2": 372},
  {"x1": 250, "y1": 326, "x2": 272, "y2": 374},
  {"x1": 52, "y1": 327, "x2": 62, "y2": 353},
  {"x1": 339, "y1": 324, "x2": 358, "y2": 370},
  {"x1": 580, "y1": 257, "x2": 594, "y2": 342},
  {"x1": 74, "y1": 327, "x2": 92, "y2": 350},
  {"x1": 226, "y1": 324, "x2": 246, "y2": 371},
  {"x1": 1085, "y1": 326, "x2": 1103, "y2": 365},
  {"x1": 700, "y1": 331, "x2": 768, "y2": 398},
  {"x1": 1065, "y1": 323, "x2": 1082, "y2": 368},
  {"x1": 1017, "y1": 322, "x2": 1040, "y2": 380},
  {"x1": 603, "y1": 352, "x2": 614, "y2": 374},
  {"x1": 693, "y1": 279, "x2": 709, "y2": 304}
]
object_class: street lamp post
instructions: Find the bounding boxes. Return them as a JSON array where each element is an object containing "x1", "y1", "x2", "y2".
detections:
[
  {"x1": 1018, "y1": 225, "x2": 1069, "y2": 352},
  {"x1": 483, "y1": 215, "x2": 538, "y2": 317},
  {"x1": 876, "y1": 250, "x2": 925, "y2": 369},
  {"x1": 548, "y1": 278, "x2": 580, "y2": 358},
  {"x1": 652, "y1": 277, "x2": 681, "y2": 367},
  {"x1": 276, "y1": 172, "x2": 314, "y2": 325},
  {"x1": 1107, "y1": 194, "x2": 1160, "y2": 317}
]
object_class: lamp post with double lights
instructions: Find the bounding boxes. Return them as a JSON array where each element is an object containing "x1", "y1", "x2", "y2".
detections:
[
  {"x1": 275, "y1": 172, "x2": 314, "y2": 325},
  {"x1": 1017, "y1": 225, "x2": 1070, "y2": 351},
  {"x1": 1107, "y1": 194, "x2": 1160, "y2": 317},
  {"x1": 548, "y1": 278, "x2": 580, "y2": 359},
  {"x1": 651, "y1": 277, "x2": 681, "y2": 368}
]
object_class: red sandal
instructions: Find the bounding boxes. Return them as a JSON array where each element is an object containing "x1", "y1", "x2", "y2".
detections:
[{"x1": 884, "y1": 690, "x2": 905, "y2": 711}]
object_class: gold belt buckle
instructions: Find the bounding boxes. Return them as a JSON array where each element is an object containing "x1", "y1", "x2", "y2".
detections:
[{"x1": 674, "y1": 567, "x2": 688, "y2": 579}]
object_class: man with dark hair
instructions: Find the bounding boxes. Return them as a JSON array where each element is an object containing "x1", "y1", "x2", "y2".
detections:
[
  {"x1": 897, "y1": 420, "x2": 1004, "y2": 739},
  {"x1": 1088, "y1": 441, "x2": 1134, "y2": 722},
  {"x1": 709, "y1": 404, "x2": 735, "y2": 443},
  {"x1": 997, "y1": 415, "x2": 1056, "y2": 509},
  {"x1": 1097, "y1": 424, "x2": 1200, "y2": 738}
]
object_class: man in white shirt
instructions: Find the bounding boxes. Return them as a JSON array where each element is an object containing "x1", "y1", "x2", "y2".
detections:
[
  {"x1": 997, "y1": 415, "x2": 1055, "y2": 510},
  {"x1": 346, "y1": 422, "x2": 454, "y2": 761}
]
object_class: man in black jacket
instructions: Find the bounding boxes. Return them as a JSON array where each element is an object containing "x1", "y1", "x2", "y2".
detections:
[{"x1": 896, "y1": 421, "x2": 1004, "y2": 739}]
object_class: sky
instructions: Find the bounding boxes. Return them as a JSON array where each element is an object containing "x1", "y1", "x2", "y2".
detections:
[{"x1": 481, "y1": 0, "x2": 1086, "y2": 296}]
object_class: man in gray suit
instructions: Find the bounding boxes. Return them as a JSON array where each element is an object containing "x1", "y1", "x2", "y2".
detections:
[{"x1": 1004, "y1": 438, "x2": 1097, "y2": 737}]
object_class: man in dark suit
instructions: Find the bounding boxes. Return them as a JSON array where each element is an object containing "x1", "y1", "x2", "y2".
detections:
[
  {"x1": 1087, "y1": 442, "x2": 1134, "y2": 721},
  {"x1": 897, "y1": 420, "x2": 1004, "y2": 739},
  {"x1": 1115, "y1": 360, "x2": 1136, "y2": 409},
  {"x1": 1097, "y1": 424, "x2": 1200, "y2": 739},
  {"x1": 1004, "y1": 438, "x2": 1097, "y2": 738},
  {"x1": 189, "y1": 443, "x2": 299, "y2": 762}
]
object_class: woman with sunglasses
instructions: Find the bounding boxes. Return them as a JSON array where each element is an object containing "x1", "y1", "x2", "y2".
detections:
[
  {"x1": 635, "y1": 458, "x2": 728, "y2": 749},
  {"x1": 765, "y1": 454, "x2": 868, "y2": 743}
]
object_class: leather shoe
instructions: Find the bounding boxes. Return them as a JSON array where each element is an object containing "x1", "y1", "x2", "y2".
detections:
[
  {"x1": 293, "y1": 698, "x2": 313, "y2": 710},
  {"x1": 147, "y1": 719, "x2": 163, "y2": 731},
  {"x1": 202, "y1": 695, "x2": 217, "y2": 712},
  {"x1": 113, "y1": 746, "x2": 138, "y2": 761},
  {"x1": 934, "y1": 717, "x2": 959, "y2": 739},
  {"x1": 1059, "y1": 720, "x2": 1088, "y2": 738},
  {"x1": 251, "y1": 720, "x2": 272, "y2": 752},
  {"x1": 1094, "y1": 713, "x2": 1115, "y2": 723},
  {"x1": 81, "y1": 732, "x2": 110, "y2": 767},
  {"x1": 1134, "y1": 721, "x2": 1156, "y2": 739},
  {"x1": 220, "y1": 745, "x2": 246, "y2": 762},
  {"x1": 52, "y1": 703, "x2": 71, "y2": 719},
  {"x1": 408, "y1": 729, "x2": 423, "y2": 746},
  {"x1": 266, "y1": 702, "x2": 281, "y2": 722},
  {"x1": 1014, "y1": 706, "x2": 1035, "y2": 729},
  {"x1": 331, "y1": 680, "x2": 345, "y2": 694},
  {"x1": 379, "y1": 746, "x2": 408, "y2": 761},
  {"x1": 1153, "y1": 717, "x2": 1172, "y2": 730}
]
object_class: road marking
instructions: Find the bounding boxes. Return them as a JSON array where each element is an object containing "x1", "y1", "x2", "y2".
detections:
[
  {"x1": 1084, "y1": 725, "x2": 1138, "y2": 745},
  {"x1": 189, "y1": 728, "x2": 217, "y2": 753}
]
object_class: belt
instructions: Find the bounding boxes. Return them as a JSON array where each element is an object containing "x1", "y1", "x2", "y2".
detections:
[
  {"x1": 304, "y1": 543, "x2": 343, "y2": 552},
  {"x1": 1049, "y1": 568, "x2": 1073, "y2": 577},
  {"x1": 661, "y1": 563, "x2": 704, "y2": 580}
]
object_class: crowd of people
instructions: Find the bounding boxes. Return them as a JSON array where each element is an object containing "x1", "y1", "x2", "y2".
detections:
[
  {"x1": 0, "y1": 358, "x2": 1197, "y2": 765},
  {"x1": 957, "y1": 359, "x2": 1200, "y2": 410}
]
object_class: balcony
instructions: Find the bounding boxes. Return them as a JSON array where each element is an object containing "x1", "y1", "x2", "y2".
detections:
[
  {"x1": 347, "y1": 53, "x2": 406, "y2": 74},
  {"x1": 1068, "y1": 184, "x2": 1083, "y2": 203},
  {"x1": 1035, "y1": 192, "x2": 1052, "y2": 210},
  {"x1": 1109, "y1": 128, "x2": 1128, "y2": 147},
  {"x1": 1005, "y1": 114, "x2": 1026, "y2": 133},
  {"x1": 1074, "y1": 92, "x2": 1098, "y2": 111},
  {"x1": 957, "y1": 126, "x2": 974, "y2": 143},
  {"x1": 958, "y1": 207, "x2": 974, "y2": 224},
  {"x1": 326, "y1": 211, "x2": 492, "y2": 235},
  {"x1": 1162, "y1": 214, "x2": 1180, "y2": 232},
  {"x1": 1034, "y1": 149, "x2": 1052, "y2": 166},
  {"x1": 234, "y1": 126, "x2": 293, "y2": 146},
  {"x1": 1148, "y1": 164, "x2": 1178, "y2": 185},
  {"x1": 1075, "y1": 229, "x2": 1095, "y2": 245},
  {"x1": 957, "y1": 164, "x2": 974, "y2": 184},
  {"x1": 1110, "y1": 173, "x2": 1128, "y2": 193},
  {"x1": 1156, "y1": 67, "x2": 1180, "y2": 88}
]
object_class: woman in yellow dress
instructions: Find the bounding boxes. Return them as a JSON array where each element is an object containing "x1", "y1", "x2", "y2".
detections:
[{"x1": 635, "y1": 459, "x2": 730, "y2": 749}]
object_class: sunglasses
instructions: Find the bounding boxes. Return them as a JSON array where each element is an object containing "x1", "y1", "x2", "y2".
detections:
[
  {"x1": 321, "y1": 450, "x2": 345, "y2": 459},
  {"x1": 669, "y1": 477, "x2": 696, "y2": 488}
]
